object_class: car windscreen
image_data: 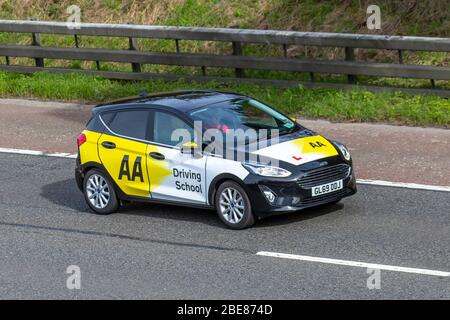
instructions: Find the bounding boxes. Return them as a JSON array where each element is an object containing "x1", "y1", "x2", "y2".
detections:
[{"x1": 188, "y1": 98, "x2": 299, "y2": 140}]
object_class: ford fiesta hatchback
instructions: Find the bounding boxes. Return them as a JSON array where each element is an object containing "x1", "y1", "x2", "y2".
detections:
[{"x1": 75, "y1": 90, "x2": 356, "y2": 229}]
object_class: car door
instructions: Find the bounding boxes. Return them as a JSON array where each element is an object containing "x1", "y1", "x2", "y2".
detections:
[
  {"x1": 146, "y1": 110, "x2": 207, "y2": 204},
  {"x1": 98, "y1": 109, "x2": 151, "y2": 198}
]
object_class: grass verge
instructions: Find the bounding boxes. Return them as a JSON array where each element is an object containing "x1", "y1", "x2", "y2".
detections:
[{"x1": 0, "y1": 71, "x2": 448, "y2": 128}]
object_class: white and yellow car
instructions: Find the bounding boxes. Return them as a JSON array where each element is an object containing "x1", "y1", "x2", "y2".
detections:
[{"x1": 75, "y1": 90, "x2": 356, "y2": 229}]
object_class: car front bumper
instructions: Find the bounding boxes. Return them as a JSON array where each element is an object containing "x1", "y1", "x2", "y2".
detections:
[{"x1": 242, "y1": 156, "x2": 357, "y2": 216}]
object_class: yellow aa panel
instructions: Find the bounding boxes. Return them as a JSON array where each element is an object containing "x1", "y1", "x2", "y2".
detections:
[
  {"x1": 98, "y1": 134, "x2": 150, "y2": 198},
  {"x1": 292, "y1": 135, "x2": 338, "y2": 157},
  {"x1": 79, "y1": 130, "x2": 102, "y2": 165},
  {"x1": 146, "y1": 144, "x2": 172, "y2": 192}
]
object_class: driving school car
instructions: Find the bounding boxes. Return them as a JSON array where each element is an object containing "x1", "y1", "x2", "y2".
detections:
[{"x1": 75, "y1": 90, "x2": 356, "y2": 229}]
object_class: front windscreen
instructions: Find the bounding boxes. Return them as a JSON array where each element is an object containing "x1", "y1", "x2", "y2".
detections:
[{"x1": 188, "y1": 98, "x2": 299, "y2": 140}]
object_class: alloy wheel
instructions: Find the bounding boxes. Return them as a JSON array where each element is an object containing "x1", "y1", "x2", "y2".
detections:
[
  {"x1": 86, "y1": 174, "x2": 111, "y2": 209},
  {"x1": 219, "y1": 187, "x2": 245, "y2": 224}
]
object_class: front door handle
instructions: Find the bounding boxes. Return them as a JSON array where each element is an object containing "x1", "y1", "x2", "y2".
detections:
[
  {"x1": 102, "y1": 141, "x2": 116, "y2": 149},
  {"x1": 149, "y1": 152, "x2": 165, "y2": 160}
]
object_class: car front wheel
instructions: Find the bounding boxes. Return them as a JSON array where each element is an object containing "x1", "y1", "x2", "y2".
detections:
[
  {"x1": 83, "y1": 169, "x2": 119, "y2": 214},
  {"x1": 215, "y1": 181, "x2": 255, "y2": 229}
]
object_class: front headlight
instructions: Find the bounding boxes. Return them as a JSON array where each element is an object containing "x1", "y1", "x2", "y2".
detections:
[
  {"x1": 333, "y1": 141, "x2": 351, "y2": 161},
  {"x1": 242, "y1": 162, "x2": 291, "y2": 177}
]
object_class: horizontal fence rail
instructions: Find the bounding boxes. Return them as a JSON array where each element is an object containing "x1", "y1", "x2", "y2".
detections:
[
  {"x1": 1, "y1": 20, "x2": 450, "y2": 51},
  {"x1": 0, "y1": 20, "x2": 449, "y2": 96}
]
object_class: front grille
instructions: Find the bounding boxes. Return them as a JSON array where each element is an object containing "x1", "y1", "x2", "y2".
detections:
[{"x1": 297, "y1": 164, "x2": 351, "y2": 189}]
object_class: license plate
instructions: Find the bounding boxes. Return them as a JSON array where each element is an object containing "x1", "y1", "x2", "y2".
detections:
[{"x1": 311, "y1": 180, "x2": 343, "y2": 197}]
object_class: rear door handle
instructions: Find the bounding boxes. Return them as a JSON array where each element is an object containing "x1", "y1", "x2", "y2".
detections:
[
  {"x1": 102, "y1": 141, "x2": 116, "y2": 149},
  {"x1": 149, "y1": 152, "x2": 165, "y2": 160}
]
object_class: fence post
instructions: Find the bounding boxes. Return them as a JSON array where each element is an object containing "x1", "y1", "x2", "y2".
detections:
[
  {"x1": 283, "y1": 44, "x2": 288, "y2": 58},
  {"x1": 232, "y1": 41, "x2": 244, "y2": 78},
  {"x1": 398, "y1": 50, "x2": 403, "y2": 64},
  {"x1": 230, "y1": 25, "x2": 244, "y2": 78},
  {"x1": 30, "y1": 18, "x2": 44, "y2": 68},
  {"x1": 345, "y1": 47, "x2": 356, "y2": 84},
  {"x1": 127, "y1": 22, "x2": 141, "y2": 73}
]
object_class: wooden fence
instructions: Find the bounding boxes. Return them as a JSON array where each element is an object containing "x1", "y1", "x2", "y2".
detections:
[{"x1": 0, "y1": 20, "x2": 449, "y2": 97}]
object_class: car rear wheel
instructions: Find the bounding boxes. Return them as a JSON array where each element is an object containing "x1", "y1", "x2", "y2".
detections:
[
  {"x1": 83, "y1": 169, "x2": 119, "y2": 215},
  {"x1": 215, "y1": 181, "x2": 255, "y2": 229}
]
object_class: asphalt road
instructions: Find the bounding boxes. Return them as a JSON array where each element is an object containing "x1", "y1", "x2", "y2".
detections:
[{"x1": 0, "y1": 153, "x2": 449, "y2": 299}]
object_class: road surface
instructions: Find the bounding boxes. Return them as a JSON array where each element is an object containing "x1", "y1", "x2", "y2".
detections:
[{"x1": 0, "y1": 153, "x2": 449, "y2": 299}]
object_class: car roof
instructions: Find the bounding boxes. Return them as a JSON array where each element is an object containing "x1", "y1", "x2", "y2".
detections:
[{"x1": 93, "y1": 90, "x2": 246, "y2": 114}]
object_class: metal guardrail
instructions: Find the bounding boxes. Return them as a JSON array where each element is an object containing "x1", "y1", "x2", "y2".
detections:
[{"x1": 0, "y1": 20, "x2": 449, "y2": 96}]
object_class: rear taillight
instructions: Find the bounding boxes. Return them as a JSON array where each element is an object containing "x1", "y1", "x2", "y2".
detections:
[{"x1": 77, "y1": 133, "x2": 87, "y2": 147}]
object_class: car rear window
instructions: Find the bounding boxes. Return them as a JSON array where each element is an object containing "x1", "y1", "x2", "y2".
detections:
[{"x1": 107, "y1": 110, "x2": 149, "y2": 140}]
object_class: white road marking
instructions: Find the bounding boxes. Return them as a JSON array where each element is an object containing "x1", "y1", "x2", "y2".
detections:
[
  {"x1": 256, "y1": 251, "x2": 450, "y2": 277},
  {"x1": 0, "y1": 147, "x2": 448, "y2": 192},
  {"x1": 357, "y1": 179, "x2": 450, "y2": 192},
  {"x1": 0, "y1": 147, "x2": 77, "y2": 159}
]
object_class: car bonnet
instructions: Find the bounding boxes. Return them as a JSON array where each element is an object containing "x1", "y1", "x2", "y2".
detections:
[{"x1": 250, "y1": 134, "x2": 339, "y2": 166}]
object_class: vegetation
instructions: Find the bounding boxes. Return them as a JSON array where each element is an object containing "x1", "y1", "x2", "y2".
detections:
[
  {"x1": 0, "y1": 71, "x2": 448, "y2": 128},
  {"x1": 0, "y1": 1, "x2": 448, "y2": 127},
  {"x1": 1, "y1": 0, "x2": 448, "y2": 36},
  {"x1": 0, "y1": 0, "x2": 448, "y2": 83}
]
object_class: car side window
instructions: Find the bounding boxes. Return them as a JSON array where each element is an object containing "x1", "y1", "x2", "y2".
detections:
[
  {"x1": 153, "y1": 111, "x2": 194, "y2": 147},
  {"x1": 107, "y1": 110, "x2": 149, "y2": 140}
]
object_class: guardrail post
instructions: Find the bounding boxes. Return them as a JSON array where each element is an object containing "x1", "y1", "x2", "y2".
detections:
[
  {"x1": 283, "y1": 44, "x2": 288, "y2": 58},
  {"x1": 345, "y1": 47, "x2": 356, "y2": 84},
  {"x1": 175, "y1": 39, "x2": 180, "y2": 53},
  {"x1": 30, "y1": 18, "x2": 44, "y2": 68},
  {"x1": 398, "y1": 50, "x2": 403, "y2": 64},
  {"x1": 430, "y1": 79, "x2": 436, "y2": 88},
  {"x1": 5, "y1": 56, "x2": 10, "y2": 65},
  {"x1": 127, "y1": 22, "x2": 141, "y2": 73},
  {"x1": 232, "y1": 41, "x2": 244, "y2": 78},
  {"x1": 230, "y1": 25, "x2": 244, "y2": 78},
  {"x1": 74, "y1": 34, "x2": 79, "y2": 48}
]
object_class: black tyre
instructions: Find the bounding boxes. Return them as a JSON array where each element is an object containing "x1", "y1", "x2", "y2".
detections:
[
  {"x1": 83, "y1": 169, "x2": 119, "y2": 214},
  {"x1": 215, "y1": 181, "x2": 255, "y2": 229}
]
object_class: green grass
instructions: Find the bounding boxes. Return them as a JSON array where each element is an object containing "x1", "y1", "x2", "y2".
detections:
[
  {"x1": 0, "y1": 1, "x2": 448, "y2": 128},
  {"x1": 0, "y1": 0, "x2": 448, "y2": 90},
  {"x1": 0, "y1": 71, "x2": 448, "y2": 128}
]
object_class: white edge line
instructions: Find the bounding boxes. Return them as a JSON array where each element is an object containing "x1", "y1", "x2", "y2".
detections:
[
  {"x1": 357, "y1": 179, "x2": 450, "y2": 192},
  {"x1": 256, "y1": 251, "x2": 450, "y2": 277},
  {"x1": 0, "y1": 147, "x2": 77, "y2": 159},
  {"x1": 0, "y1": 147, "x2": 448, "y2": 192}
]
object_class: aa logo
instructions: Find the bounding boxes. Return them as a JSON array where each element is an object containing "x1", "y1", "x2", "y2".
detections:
[
  {"x1": 309, "y1": 141, "x2": 326, "y2": 149},
  {"x1": 119, "y1": 155, "x2": 144, "y2": 182}
]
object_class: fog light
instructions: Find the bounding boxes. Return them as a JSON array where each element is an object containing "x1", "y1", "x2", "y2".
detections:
[
  {"x1": 263, "y1": 191, "x2": 276, "y2": 203},
  {"x1": 260, "y1": 185, "x2": 277, "y2": 204}
]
